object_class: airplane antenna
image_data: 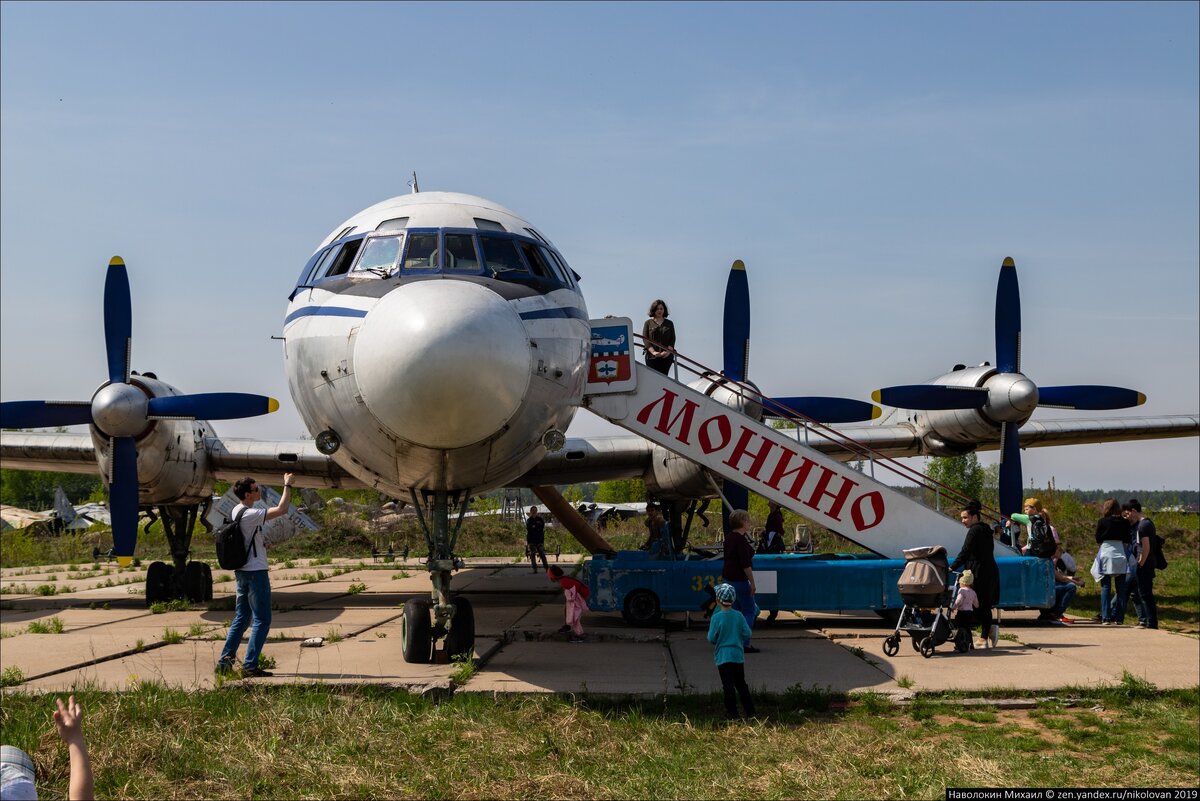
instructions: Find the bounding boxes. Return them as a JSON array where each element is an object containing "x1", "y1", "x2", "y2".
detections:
[{"x1": 409, "y1": 172, "x2": 420, "y2": 193}]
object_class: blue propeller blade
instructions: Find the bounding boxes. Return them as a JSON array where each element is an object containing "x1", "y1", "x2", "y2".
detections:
[
  {"x1": 0, "y1": 400, "x2": 93, "y2": 429},
  {"x1": 103, "y1": 257, "x2": 133, "y2": 385},
  {"x1": 1037, "y1": 385, "x2": 1146, "y2": 411},
  {"x1": 722, "y1": 260, "x2": 750, "y2": 382},
  {"x1": 768, "y1": 397, "x2": 881, "y2": 424},
  {"x1": 998, "y1": 422, "x2": 1023, "y2": 518},
  {"x1": 995, "y1": 256, "x2": 1021, "y2": 374},
  {"x1": 871, "y1": 385, "x2": 989, "y2": 411},
  {"x1": 148, "y1": 393, "x2": 280, "y2": 420},
  {"x1": 108, "y1": 436, "x2": 139, "y2": 560}
]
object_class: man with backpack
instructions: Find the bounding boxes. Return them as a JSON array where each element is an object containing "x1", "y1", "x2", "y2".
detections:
[
  {"x1": 217, "y1": 473, "x2": 295, "y2": 677},
  {"x1": 1123, "y1": 499, "x2": 1160, "y2": 629}
]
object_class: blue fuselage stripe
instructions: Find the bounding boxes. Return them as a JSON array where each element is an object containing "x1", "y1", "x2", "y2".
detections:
[
  {"x1": 518, "y1": 307, "x2": 589, "y2": 321},
  {"x1": 284, "y1": 306, "x2": 369, "y2": 325}
]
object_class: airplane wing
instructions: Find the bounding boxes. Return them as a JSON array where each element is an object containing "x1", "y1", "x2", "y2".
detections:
[
  {"x1": 4, "y1": 414, "x2": 1195, "y2": 494},
  {"x1": 512, "y1": 415, "x2": 1199, "y2": 485},
  {"x1": 0, "y1": 431, "x2": 366, "y2": 490}
]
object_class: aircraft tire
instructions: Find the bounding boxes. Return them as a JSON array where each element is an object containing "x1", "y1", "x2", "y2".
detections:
[
  {"x1": 621, "y1": 589, "x2": 662, "y2": 627},
  {"x1": 185, "y1": 562, "x2": 213, "y2": 603},
  {"x1": 401, "y1": 599, "x2": 433, "y2": 663},
  {"x1": 145, "y1": 561, "x2": 172, "y2": 606},
  {"x1": 443, "y1": 597, "x2": 475, "y2": 663}
]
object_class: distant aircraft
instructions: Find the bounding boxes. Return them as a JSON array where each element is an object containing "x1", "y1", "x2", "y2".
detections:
[{"x1": 2, "y1": 190, "x2": 1196, "y2": 663}]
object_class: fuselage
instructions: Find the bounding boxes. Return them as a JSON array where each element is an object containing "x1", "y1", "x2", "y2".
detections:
[{"x1": 282, "y1": 192, "x2": 589, "y2": 496}]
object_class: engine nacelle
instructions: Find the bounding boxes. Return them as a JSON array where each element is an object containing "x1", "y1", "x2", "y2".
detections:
[{"x1": 90, "y1": 375, "x2": 214, "y2": 505}]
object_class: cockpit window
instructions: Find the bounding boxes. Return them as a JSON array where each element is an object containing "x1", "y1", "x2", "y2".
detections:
[
  {"x1": 352, "y1": 235, "x2": 403, "y2": 274},
  {"x1": 538, "y1": 246, "x2": 571, "y2": 285},
  {"x1": 324, "y1": 238, "x2": 364, "y2": 278},
  {"x1": 479, "y1": 234, "x2": 528, "y2": 276},
  {"x1": 519, "y1": 241, "x2": 554, "y2": 280},
  {"x1": 403, "y1": 233, "x2": 439, "y2": 271},
  {"x1": 474, "y1": 217, "x2": 506, "y2": 232},
  {"x1": 444, "y1": 233, "x2": 480, "y2": 272},
  {"x1": 375, "y1": 217, "x2": 409, "y2": 232}
]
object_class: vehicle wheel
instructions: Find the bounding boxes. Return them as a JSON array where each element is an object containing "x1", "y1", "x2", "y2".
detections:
[
  {"x1": 401, "y1": 599, "x2": 432, "y2": 664},
  {"x1": 622, "y1": 589, "x2": 662, "y2": 627},
  {"x1": 443, "y1": 597, "x2": 475, "y2": 662},
  {"x1": 910, "y1": 633, "x2": 923, "y2": 652},
  {"x1": 920, "y1": 638, "x2": 935, "y2": 659},
  {"x1": 882, "y1": 636, "x2": 900, "y2": 657},
  {"x1": 184, "y1": 561, "x2": 213, "y2": 603},
  {"x1": 145, "y1": 561, "x2": 172, "y2": 606}
]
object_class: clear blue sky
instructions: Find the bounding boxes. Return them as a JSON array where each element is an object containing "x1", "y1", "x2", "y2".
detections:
[{"x1": 2, "y1": 2, "x2": 1197, "y2": 491}]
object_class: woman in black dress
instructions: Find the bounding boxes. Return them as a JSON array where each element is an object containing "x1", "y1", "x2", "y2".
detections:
[
  {"x1": 951, "y1": 500, "x2": 1000, "y2": 648},
  {"x1": 642, "y1": 299, "x2": 676, "y2": 375}
]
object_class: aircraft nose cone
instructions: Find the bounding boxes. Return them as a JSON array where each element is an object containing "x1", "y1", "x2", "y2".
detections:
[
  {"x1": 354, "y1": 281, "x2": 532, "y2": 449},
  {"x1": 985, "y1": 374, "x2": 1040, "y2": 422}
]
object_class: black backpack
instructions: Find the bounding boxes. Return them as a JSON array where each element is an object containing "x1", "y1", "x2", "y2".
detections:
[
  {"x1": 215, "y1": 507, "x2": 258, "y2": 570},
  {"x1": 1027, "y1": 514, "x2": 1056, "y2": 558}
]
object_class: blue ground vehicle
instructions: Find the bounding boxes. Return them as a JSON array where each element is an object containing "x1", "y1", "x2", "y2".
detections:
[{"x1": 586, "y1": 549, "x2": 1055, "y2": 626}]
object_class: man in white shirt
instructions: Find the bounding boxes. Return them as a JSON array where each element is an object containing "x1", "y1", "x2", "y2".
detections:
[{"x1": 217, "y1": 473, "x2": 295, "y2": 677}]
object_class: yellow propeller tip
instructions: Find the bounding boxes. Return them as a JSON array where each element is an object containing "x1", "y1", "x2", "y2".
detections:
[
  {"x1": 116, "y1": 556, "x2": 133, "y2": 567},
  {"x1": 1002, "y1": 256, "x2": 1015, "y2": 267},
  {"x1": 1136, "y1": 392, "x2": 1146, "y2": 405},
  {"x1": 731, "y1": 260, "x2": 745, "y2": 271},
  {"x1": 870, "y1": 405, "x2": 882, "y2": 420},
  {"x1": 267, "y1": 398, "x2": 280, "y2": 413},
  {"x1": 109, "y1": 256, "x2": 125, "y2": 267},
  {"x1": 870, "y1": 389, "x2": 883, "y2": 403}
]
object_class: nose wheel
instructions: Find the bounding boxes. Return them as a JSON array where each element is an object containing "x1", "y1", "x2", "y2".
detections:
[{"x1": 404, "y1": 489, "x2": 477, "y2": 663}]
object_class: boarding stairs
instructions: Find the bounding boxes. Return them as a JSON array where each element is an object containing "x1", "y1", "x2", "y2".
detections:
[{"x1": 582, "y1": 318, "x2": 977, "y2": 559}]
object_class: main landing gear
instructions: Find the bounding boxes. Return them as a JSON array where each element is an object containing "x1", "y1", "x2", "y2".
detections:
[
  {"x1": 142, "y1": 502, "x2": 215, "y2": 606},
  {"x1": 400, "y1": 490, "x2": 475, "y2": 664}
]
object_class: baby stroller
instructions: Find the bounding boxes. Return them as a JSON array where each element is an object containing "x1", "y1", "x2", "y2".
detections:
[{"x1": 882, "y1": 546, "x2": 972, "y2": 658}]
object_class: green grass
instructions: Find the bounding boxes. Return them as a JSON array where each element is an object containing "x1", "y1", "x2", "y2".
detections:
[
  {"x1": 26, "y1": 616, "x2": 65, "y2": 634},
  {"x1": 347, "y1": 581, "x2": 367, "y2": 594},
  {"x1": 0, "y1": 684, "x2": 1195, "y2": 799},
  {"x1": 0, "y1": 666, "x2": 25, "y2": 687},
  {"x1": 162, "y1": 628, "x2": 184, "y2": 645},
  {"x1": 149, "y1": 599, "x2": 190, "y2": 614}
]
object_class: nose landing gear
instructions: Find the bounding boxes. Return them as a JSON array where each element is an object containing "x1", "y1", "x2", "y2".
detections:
[{"x1": 405, "y1": 490, "x2": 476, "y2": 663}]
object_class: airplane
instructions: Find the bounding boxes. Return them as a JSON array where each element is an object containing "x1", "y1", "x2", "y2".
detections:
[{"x1": 2, "y1": 190, "x2": 1197, "y2": 664}]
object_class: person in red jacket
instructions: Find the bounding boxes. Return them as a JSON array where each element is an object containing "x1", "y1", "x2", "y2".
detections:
[{"x1": 548, "y1": 566, "x2": 590, "y2": 642}]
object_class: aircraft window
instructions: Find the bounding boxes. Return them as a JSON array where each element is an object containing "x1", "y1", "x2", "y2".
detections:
[
  {"x1": 302, "y1": 246, "x2": 338, "y2": 286},
  {"x1": 519, "y1": 241, "x2": 554, "y2": 280},
  {"x1": 545, "y1": 249, "x2": 577, "y2": 286},
  {"x1": 474, "y1": 217, "x2": 507, "y2": 232},
  {"x1": 403, "y1": 233, "x2": 440, "y2": 270},
  {"x1": 524, "y1": 227, "x2": 549, "y2": 245},
  {"x1": 324, "y1": 238, "x2": 364, "y2": 278},
  {"x1": 334, "y1": 226, "x2": 356, "y2": 241},
  {"x1": 537, "y1": 246, "x2": 570, "y2": 285},
  {"x1": 479, "y1": 234, "x2": 528, "y2": 276},
  {"x1": 353, "y1": 235, "x2": 403, "y2": 274},
  {"x1": 375, "y1": 217, "x2": 409, "y2": 232},
  {"x1": 444, "y1": 233, "x2": 480, "y2": 272}
]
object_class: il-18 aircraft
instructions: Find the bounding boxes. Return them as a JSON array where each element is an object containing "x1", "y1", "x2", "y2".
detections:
[{"x1": 2, "y1": 190, "x2": 1197, "y2": 662}]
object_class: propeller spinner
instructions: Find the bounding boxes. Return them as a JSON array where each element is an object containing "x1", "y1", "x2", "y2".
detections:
[
  {"x1": 0, "y1": 257, "x2": 279, "y2": 564},
  {"x1": 872, "y1": 257, "x2": 1146, "y2": 515}
]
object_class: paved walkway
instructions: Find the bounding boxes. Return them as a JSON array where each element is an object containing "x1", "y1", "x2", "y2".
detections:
[{"x1": 3, "y1": 557, "x2": 1196, "y2": 696}]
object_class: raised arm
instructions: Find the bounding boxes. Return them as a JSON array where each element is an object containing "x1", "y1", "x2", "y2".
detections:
[
  {"x1": 264, "y1": 472, "x2": 295, "y2": 521},
  {"x1": 54, "y1": 695, "x2": 94, "y2": 801}
]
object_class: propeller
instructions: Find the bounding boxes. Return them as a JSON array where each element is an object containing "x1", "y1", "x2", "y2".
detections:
[
  {"x1": 716, "y1": 261, "x2": 881, "y2": 524},
  {"x1": 0, "y1": 256, "x2": 279, "y2": 565},
  {"x1": 872, "y1": 257, "x2": 1147, "y2": 515}
]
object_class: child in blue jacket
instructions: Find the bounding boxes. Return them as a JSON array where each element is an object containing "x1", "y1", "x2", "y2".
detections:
[{"x1": 707, "y1": 583, "x2": 756, "y2": 719}]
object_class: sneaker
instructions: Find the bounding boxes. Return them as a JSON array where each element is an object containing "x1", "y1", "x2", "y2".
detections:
[
  {"x1": 1102, "y1": 621, "x2": 1113, "y2": 626},
  {"x1": 1059, "y1": 615, "x2": 1075, "y2": 624},
  {"x1": 1047, "y1": 619, "x2": 1066, "y2": 626},
  {"x1": 241, "y1": 666, "x2": 273, "y2": 677},
  {"x1": 568, "y1": 636, "x2": 584, "y2": 643}
]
